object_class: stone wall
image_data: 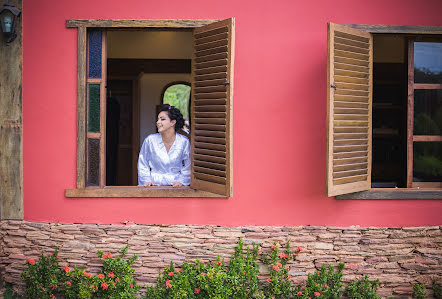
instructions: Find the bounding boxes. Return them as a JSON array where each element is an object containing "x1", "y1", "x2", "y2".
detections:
[{"x1": 0, "y1": 221, "x2": 440, "y2": 298}]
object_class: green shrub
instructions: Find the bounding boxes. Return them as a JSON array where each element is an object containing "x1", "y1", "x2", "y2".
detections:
[
  {"x1": 299, "y1": 263, "x2": 344, "y2": 299},
  {"x1": 144, "y1": 239, "x2": 264, "y2": 298},
  {"x1": 59, "y1": 266, "x2": 96, "y2": 299},
  {"x1": 94, "y1": 245, "x2": 141, "y2": 298},
  {"x1": 144, "y1": 239, "x2": 304, "y2": 299},
  {"x1": 345, "y1": 275, "x2": 380, "y2": 299},
  {"x1": 413, "y1": 282, "x2": 427, "y2": 299},
  {"x1": 20, "y1": 248, "x2": 61, "y2": 299},
  {"x1": 433, "y1": 280, "x2": 441, "y2": 299},
  {"x1": 227, "y1": 239, "x2": 261, "y2": 298},
  {"x1": 260, "y1": 242, "x2": 300, "y2": 298},
  {"x1": 21, "y1": 245, "x2": 140, "y2": 298}
]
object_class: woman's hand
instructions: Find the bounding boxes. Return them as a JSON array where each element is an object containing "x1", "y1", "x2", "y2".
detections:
[
  {"x1": 172, "y1": 181, "x2": 183, "y2": 187},
  {"x1": 143, "y1": 182, "x2": 154, "y2": 187}
]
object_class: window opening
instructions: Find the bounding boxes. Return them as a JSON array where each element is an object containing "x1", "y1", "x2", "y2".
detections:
[
  {"x1": 371, "y1": 35, "x2": 442, "y2": 188},
  {"x1": 105, "y1": 30, "x2": 192, "y2": 186},
  {"x1": 371, "y1": 34, "x2": 408, "y2": 188}
]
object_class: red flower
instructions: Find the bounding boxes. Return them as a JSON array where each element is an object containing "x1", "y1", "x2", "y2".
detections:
[
  {"x1": 201, "y1": 272, "x2": 206, "y2": 276},
  {"x1": 101, "y1": 282, "x2": 108, "y2": 290},
  {"x1": 320, "y1": 291, "x2": 324, "y2": 295},
  {"x1": 216, "y1": 261, "x2": 222, "y2": 265},
  {"x1": 115, "y1": 278, "x2": 120, "y2": 283},
  {"x1": 91, "y1": 285, "x2": 95, "y2": 289},
  {"x1": 272, "y1": 297, "x2": 275, "y2": 299},
  {"x1": 277, "y1": 263, "x2": 282, "y2": 268},
  {"x1": 271, "y1": 245, "x2": 277, "y2": 250},
  {"x1": 103, "y1": 252, "x2": 112, "y2": 259},
  {"x1": 297, "y1": 246, "x2": 303, "y2": 252},
  {"x1": 168, "y1": 272, "x2": 174, "y2": 276},
  {"x1": 272, "y1": 265, "x2": 279, "y2": 272},
  {"x1": 130, "y1": 284, "x2": 134, "y2": 288},
  {"x1": 50, "y1": 295, "x2": 55, "y2": 299},
  {"x1": 27, "y1": 259, "x2": 35, "y2": 265},
  {"x1": 64, "y1": 266, "x2": 70, "y2": 273},
  {"x1": 66, "y1": 281, "x2": 71, "y2": 286},
  {"x1": 288, "y1": 274, "x2": 292, "y2": 279},
  {"x1": 323, "y1": 284, "x2": 328, "y2": 288},
  {"x1": 107, "y1": 272, "x2": 115, "y2": 278},
  {"x1": 98, "y1": 274, "x2": 105, "y2": 279},
  {"x1": 279, "y1": 253, "x2": 289, "y2": 259},
  {"x1": 165, "y1": 280, "x2": 172, "y2": 288},
  {"x1": 297, "y1": 291, "x2": 303, "y2": 295},
  {"x1": 266, "y1": 278, "x2": 271, "y2": 283},
  {"x1": 314, "y1": 292, "x2": 321, "y2": 297},
  {"x1": 49, "y1": 284, "x2": 57, "y2": 290},
  {"x1": 194, "y1": 288, "x2": 200, "y2": 294},
  {"x1": 176, "y1": 269, "x2": 182, "y2": 272}
]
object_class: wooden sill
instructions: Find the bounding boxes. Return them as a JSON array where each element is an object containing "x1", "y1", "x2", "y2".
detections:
[
  {"x1": 65, "y1": 186, "x2": 223, "y2": 198},
  {"x1": 336, "y1": 188, "x2": 442, "y2": 199}
]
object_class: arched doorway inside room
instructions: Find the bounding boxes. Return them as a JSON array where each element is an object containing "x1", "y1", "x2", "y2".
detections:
[{"x1": 161, "y1": 82, "x2": 191, "y2": 135}]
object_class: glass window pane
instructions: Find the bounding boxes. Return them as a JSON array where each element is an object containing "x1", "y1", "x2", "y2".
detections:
[
  {"x1": 414, "y1": 89, "x2": 442, "y2": 136},
  {"x1": 88, "y1": 29, "x2": 102, "y2": 78},
  {"x1": 413, "y1": 142, "x2": 442, "y2": 182},
  {"x1": 88, "y1": 84, "x2": 100, "y2": 133},
  {"x1": 87, "y1": 138, "x2": 100, "y2": 186},
  {"x1": 163, "y1": 84, "x2": 191, "y2": 133},
  {"x1": 414, "y1": 42, "x2": 442, "y2": 84}
]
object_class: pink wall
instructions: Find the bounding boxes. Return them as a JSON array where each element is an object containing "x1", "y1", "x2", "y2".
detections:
[{"x1": 22, "y1": 0, "x2": 442, "y2": 226}]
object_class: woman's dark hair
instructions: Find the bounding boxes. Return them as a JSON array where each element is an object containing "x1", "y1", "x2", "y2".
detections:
[{"x1": 160, "y1": 104, "x2": 185, "y2": 132}]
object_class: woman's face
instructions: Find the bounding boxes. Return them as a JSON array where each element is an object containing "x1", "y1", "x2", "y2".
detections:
[{"x1": 157, "y1": 111, "x2": 176, "y2": 133}]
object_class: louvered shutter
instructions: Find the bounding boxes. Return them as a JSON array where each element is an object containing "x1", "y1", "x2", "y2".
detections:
[
  {"x1": 326, "y1": 23, "x2": 372, "y2": 196},
  {"x1": 190, "y1": 18, "x2": 234, "y2": 196}
]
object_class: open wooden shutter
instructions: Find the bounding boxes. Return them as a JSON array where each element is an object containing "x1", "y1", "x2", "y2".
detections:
[
  {"x1": 190, "y1": 18, "x2": 234, "y2": 197},
  {"x1": 326, "y1": 23, "x2": 372, "y2": 196}
]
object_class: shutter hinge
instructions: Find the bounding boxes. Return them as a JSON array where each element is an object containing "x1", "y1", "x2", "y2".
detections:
[
  {"x1": 330, "y1": 84, "x2": 337, "y2": 90},
  {"x1": 224, "y1": 80, "x2": 230, "y2": 86}
]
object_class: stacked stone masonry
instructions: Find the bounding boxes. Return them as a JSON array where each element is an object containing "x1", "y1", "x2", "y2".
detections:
[{"x1": 0, "y1": 221, "x2": 441, "y2": 298}]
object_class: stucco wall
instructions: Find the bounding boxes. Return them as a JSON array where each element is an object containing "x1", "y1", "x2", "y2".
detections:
[
  {"x1": 22, "y1": 0, "x2": 442, "y2": 226},
  {"x1": 0, "y1": 221, "x2": 441, "y2": 297}
]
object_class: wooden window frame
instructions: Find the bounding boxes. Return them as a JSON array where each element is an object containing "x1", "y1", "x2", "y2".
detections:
[
  {"x1": 330, "y1": 24, "x2": 442, "y2": 200},
  {"x1": 65, "y1": 19, "x2": 234, "y2": 198}
]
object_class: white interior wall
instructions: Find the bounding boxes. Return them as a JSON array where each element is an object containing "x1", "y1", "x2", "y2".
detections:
[
  {"x1": 107, "y1": 31, "x2": 193, "y2": 59},
  {"x1": 139, "y1": 73, "x2": 191, "y2": 143},
  {"x1": 373, "y1": 35, "x2": 405, "y2": 63}
]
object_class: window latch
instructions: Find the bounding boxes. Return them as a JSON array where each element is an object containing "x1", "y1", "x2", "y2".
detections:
[
  {"x1": 224, "y1": 80, "x2": 230, "y2": 86},
  {"x1": 330, "y1": 84, "x2": 337, "y2": 89}
]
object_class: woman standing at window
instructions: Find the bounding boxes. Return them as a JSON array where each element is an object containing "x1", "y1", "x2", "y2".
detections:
[{"x1": 138, "y1": 104, "x2": 190, "y2": 186}]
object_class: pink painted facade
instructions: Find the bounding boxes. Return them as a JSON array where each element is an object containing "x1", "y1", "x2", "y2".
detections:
[{"x1": 22, "y1": 0, "x2": 442, "y2": 226}]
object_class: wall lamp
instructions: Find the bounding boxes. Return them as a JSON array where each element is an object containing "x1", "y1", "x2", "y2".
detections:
[{"x1": 0, "y1": 1, "x2": 21, "y2": 44}]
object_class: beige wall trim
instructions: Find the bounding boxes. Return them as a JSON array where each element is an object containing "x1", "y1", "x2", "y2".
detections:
[{"x1": 0, "y1": 0, "x2": 23, "y2": 220}]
